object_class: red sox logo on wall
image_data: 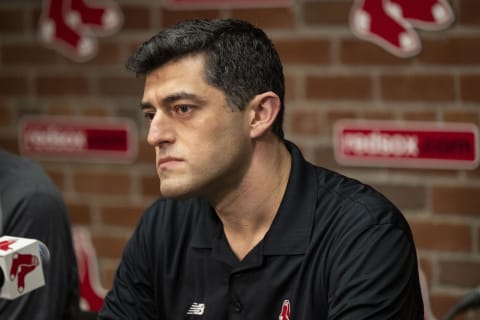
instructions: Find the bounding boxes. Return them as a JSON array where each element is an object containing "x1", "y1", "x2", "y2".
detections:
[
  {"x1": 38, "y1": 0, "x2": 123, "y2": 62},
  {"x1": 73, "y1": 227, "x2": 107, "y2": 312},
  {"x1": 350, "y1": 0, "x2": 455, "y2": 58}
]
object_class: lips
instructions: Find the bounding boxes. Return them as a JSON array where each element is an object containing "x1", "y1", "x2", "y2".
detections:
[{"x1": 157, "y1": 156, "x2": 183, "y2": 168}]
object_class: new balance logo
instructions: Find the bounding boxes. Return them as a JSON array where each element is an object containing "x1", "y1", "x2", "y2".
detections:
[{"x1": 186, "y1": 302, "x2": 205, "y2": 315}]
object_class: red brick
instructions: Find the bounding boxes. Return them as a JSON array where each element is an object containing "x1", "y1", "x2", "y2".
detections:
[
  {"x1": 284, "y1": 73, "x2": 297, "y2": 101},
  {"x1": 370, "y1": 184, "x2": 426, "y2": 211},
  {"x1": 36, "y1": 76, "x2": 90, "y2": 96},
  {"x1": 0, "y1": 9, "x2": 26, "y2": 33},
  {"x1": 432, "y1": 186, "x2": 480, "y2": 216},
  {"x1": 232, "y1": 7, "x2": 294, "y2": 29},
  {"x1": 101, "y1": 264, "x2": 118, "y2": 290},
  {"x1": 403, "y1": 111, "x2": 437, "y2": 122},
  {"x1": 314, "y1": 145, "x2": 341, "y2": 170},
  {"x1": 275, "y1": 38, "x2": 331, "y2": 65},
  {"x1": 0, "y1": 137, "x2": 19, "y2": 154},
  {"x1": 460, "y1": 75, "x2": 480, "y2": 102},
  {"x1": 100, "y1": 205, "x2": 144, "y2": 227},
  {"x1": 306, "y1": 75, "x2": 373, "y2": 100},
  {"x1": 137, "y1": 140, "x2": 155, "y2": 164},
  {"x1": 439, "y1": 259, "x2": 480, "y2": 287},
  {"x1": 443, "y1": 110, "x2": 479, "y2": 124},
  {"x1": 92, "y1": 234, "x2": 129, "y2": 259},
  {"x1": 409, "y1": 219, "x2": 472, "y2": 252},
  {"x1": 80, "y1": 105, "x2": 111, "y2": 117},
  {"x1": 0, "y1": 102, "x2": 13, "y2": 125},
  {"x1": 418, "y1": 257, "x2": 433, "y2": 286},
  {"x1": 458, "y1": 0, "x2": 480, "y2": 26},
  {"x1": 122, "y1": 6, "x2": 152, "y2": 30},
  {"x1": 467, "y1": 163, "x2": 480, "y2": 178},
  {"x1": 98, "y1": 76, "x2": 145, "y2": 96},
  {"x1": 44, "y1": 168, "x2": 66, "y2": 191},
  {"x1": 0, "y1": 76, "x2": 29, "y2": 96},
  {"x1": 340, "y1": 38, "x2": 407, "y2": 65},
  {"x1": 1, "y1": 43, "x2": 58, "y2": 65},
  {"x1": 161, "y1": 8, "x2": 220, "y2": 28},
  {"x1": 304, "y1": 2, "x2": 352, "y2": 26},
  {"x1": 420, "y1": 37, "x2": 480, "y2": 65},
  {"x1": 127, "y1": 41, "x2": 144, "y2": 58},
  {"x1": 430, "y1": 293, "x2": 466, "y2": 320},
  {"x1": 88, "y1": 42, "x2": 123, "y2": 65},
  {"x1": 30, "y1": 8, "x2": 42, "y2": 30},
  {"x1": 387, "y1": 167, "x2": 459, "y2": 177},
  {"x1": 66, "y1": 202, "x2": 92, "y2": 225},
  {"x1": 380, "y1": 74, "x2": 454, "y2": 101},
  {"x1": 73, "y1": 171, "x2": 132, "y2": 195},
  {"x1": 327, "y1": 110, "x2": 357, "y2": 123},
  {"x1": 141, "y1": 175, "x2": 161, "y2": 197},
  {"x1": 289, "y1": 109, "x2": 323, "y2": 135},
  {"x1": 46, "y1": 103, "x2": 75, "y2": 116},
  {"x1": 362, "y1": 110, "x2": 395, "y2": 120}
]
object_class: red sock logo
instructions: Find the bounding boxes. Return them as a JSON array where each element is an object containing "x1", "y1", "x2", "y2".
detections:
[
  {"x1": 73, "y1": 227, "x2": 107, "y2": 312},
  {"x1": 279, "y1": 299, "x2": 290, "y2": 320},
  {"x1": 350, "y1": 0, "x2": 454, "y2": 57},
  {"x1": 9, "y1": 253, "x2": 39, "y2": 293},
  {"x1": 38, "y1": 0, "x2": 123, "y2": 62}
]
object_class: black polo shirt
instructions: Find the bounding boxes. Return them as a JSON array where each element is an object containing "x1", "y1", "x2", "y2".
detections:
[{"x1": 99, "y1": 141, "x2": 423, "y2": 320}]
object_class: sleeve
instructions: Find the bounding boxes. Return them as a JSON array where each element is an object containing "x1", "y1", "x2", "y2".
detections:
[
  {"x1": 98, "y1": 213, "x2": 157, "y2": 320},
  {"x1": 0, "y1": 192, "x2": 79, "y2": 320},
  {"x1": 327, "y1": 221, "x2": 424, "y2": 320}
]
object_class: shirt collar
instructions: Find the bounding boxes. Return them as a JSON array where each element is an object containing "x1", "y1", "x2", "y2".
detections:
[
  {"x1": 191, "y1": 141, "x2": 317, "y2": 256},
  {"x1": 262, "y1": 141, "x2": 316, "y2": 255}
]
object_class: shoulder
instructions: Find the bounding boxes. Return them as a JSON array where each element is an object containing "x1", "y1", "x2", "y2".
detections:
[
  {"x1": 0, "y1": 153, "x2": 67, "y2": 234},
  {"x1": 312, "y1": 166, "x2": 410, "y2": 234},
  {"x1": 0, "y1": 152, "x2": 62, "y2": 211}
]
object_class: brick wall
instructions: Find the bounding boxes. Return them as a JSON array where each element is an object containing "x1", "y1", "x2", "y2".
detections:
[{"x1": 1, "y1": 0, "x2": 479, "y2": 318}]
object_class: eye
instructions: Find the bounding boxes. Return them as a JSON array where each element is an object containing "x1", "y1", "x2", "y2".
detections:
[
  {"x1": 173, "y1": 105, "x2": 194, "y2": 115},
  {"x1": 143, "y1": 111, "x2": 155, "y2": 122}
]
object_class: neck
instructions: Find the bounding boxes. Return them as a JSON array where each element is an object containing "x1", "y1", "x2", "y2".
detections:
[{"x1": 210, "y1": 137, "x2": 291, "y2": 260}]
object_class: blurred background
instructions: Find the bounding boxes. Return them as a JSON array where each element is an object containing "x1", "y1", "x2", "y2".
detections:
[{"x1": 0, "y1": 0, "x2": 479, "y2": 318}]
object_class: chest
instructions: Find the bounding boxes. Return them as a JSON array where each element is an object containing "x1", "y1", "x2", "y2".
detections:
[{"x1": 156, "y1": 247, "x2": 328, "y2": 320}]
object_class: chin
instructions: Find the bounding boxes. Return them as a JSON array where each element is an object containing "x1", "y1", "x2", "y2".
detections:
[{"x1": 159, "y1": 185, "x2": 200, "y2": 200}]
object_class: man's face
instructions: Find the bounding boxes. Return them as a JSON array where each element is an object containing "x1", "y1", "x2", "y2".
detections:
[{"x1": 141, "y1": 55, "x2": 253, "y2": 199}]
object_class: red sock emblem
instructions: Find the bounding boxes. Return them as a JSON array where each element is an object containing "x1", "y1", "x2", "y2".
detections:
[
  {"x1": 38, "y1": 0, "x2": 123, "y2": 62},
  {"x1": 350, "y1": 0, "x2": 454, "y2": 57},
  {"x1": 9, "y1": 253, "x2": 39, "y2": 293},
  {"x1": 73, "y1": 227, "x2": 107, "y2": 312},
  {"x1": 279, "y1": 299, "x2": 291, "y2": 320}
]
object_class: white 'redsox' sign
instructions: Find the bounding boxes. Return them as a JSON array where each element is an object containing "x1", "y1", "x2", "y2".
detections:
[
  {"x1": 334, "y1": 120, "x2": 479, "y2": 170},
  {"x1": 18, "y1": 116, "x2": 138, "y2": 163}
]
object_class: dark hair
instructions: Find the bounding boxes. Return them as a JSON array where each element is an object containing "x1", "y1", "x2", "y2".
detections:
[{"x1": 126, "y1": 19, "x2": 285, "y2": 140}]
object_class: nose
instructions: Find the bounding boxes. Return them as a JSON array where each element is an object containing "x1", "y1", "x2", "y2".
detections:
[{"x1": 147, "y1": 111, "x2": 175, "y2": 147}]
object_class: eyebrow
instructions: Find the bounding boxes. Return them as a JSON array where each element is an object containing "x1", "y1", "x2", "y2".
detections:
[{"x1": 140, "y1": 92, "x2": 208, "y2": 110}]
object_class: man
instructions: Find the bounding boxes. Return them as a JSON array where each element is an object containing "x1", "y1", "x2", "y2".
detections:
[
  {"x1": 99, "y1": 19, "x2": 423, "y2": 319},
  {"x1": 0, "y1": 149, "x2": 79, "y2": 319}
]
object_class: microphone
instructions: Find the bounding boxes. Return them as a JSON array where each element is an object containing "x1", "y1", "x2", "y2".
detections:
[{"x1": 0, "y1": 235, "x2": 50, "y2": 300}]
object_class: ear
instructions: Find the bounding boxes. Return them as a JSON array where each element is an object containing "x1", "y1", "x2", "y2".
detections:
[{"x1": 248, "y1": 91, "x2": 281, "y2": 139}]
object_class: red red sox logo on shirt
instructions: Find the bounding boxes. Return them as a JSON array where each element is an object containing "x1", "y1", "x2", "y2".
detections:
[
  {"x1": 279, "y1": 299, "x2": 291, "y2": 320},
  {"x1": 350, "y1": 0, "x2": 454, "y2": 58}
]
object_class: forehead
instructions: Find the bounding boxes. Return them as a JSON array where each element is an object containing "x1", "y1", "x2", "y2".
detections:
[
  {"x1": 141, "y1": 54, "x2": 229, "y2": 108},
  {"x1": 145, "y1": 54, "x2": 206, "y2": 85}
]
